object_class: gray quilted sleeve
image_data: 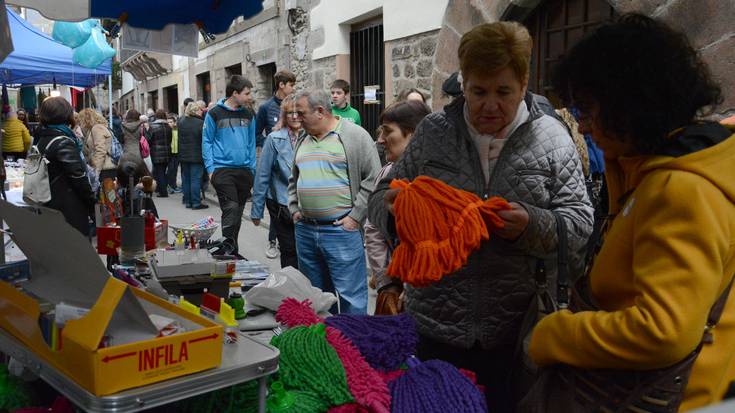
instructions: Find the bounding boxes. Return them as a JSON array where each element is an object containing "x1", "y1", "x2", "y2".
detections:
[{"x1": 514, "y1": 127, "x2": 594, "y2": 265}]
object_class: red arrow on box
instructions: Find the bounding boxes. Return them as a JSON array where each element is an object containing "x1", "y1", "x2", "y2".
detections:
[
  {"x1": 102, "y1": 351, "x2": 136, "y2": 363},
  {"x1": 188, "y1": 333, "x2": 219, "y2": 344}
]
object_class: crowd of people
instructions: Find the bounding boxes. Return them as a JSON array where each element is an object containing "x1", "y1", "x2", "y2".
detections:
[{"x1": 1, "y1": 12, "x2": 733, "y2": 412}]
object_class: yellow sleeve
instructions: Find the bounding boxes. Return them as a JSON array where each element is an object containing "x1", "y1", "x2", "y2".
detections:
[
  {"x1": 529, "y1": 172, "x2": 732, "y2": 370},
  {"x1": 22, "y1": 126, "x2": 31, "y2": 151}
]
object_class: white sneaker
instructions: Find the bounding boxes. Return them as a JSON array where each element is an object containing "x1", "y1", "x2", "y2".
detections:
[{"x1": 265, "y1": 240, "x2": 279, "y2": 259}]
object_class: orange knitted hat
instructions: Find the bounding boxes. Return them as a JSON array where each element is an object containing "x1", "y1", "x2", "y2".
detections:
[{"x1": 387, "y1": 176, "x2": 511, "y2": 287}]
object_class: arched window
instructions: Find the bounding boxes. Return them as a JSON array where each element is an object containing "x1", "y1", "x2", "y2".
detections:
[{"x1": 523, "y1": 0, "x2": 615, "y2": 104}]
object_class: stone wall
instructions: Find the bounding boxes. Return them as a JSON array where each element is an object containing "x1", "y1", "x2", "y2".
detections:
[
  {"x1": 611, "y1": 0, "x2": 735, "y2": 115},
  {"x1": 432, "y1": 0, "x2": 735, "y2": 115},
  {"x1": 386, "y1": 30, "x2": 440, "y2": 106},
  {"x1": 288, "y1": 4, "x2": 313, "y2": 91},
  {"x1": 309, "y1": 56, "x2": 337, "y2": 92}
]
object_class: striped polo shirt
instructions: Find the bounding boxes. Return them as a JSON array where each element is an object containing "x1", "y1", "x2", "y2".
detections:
[{"x1": 295, "y1": 121, "x2": 352, "y2": 220}]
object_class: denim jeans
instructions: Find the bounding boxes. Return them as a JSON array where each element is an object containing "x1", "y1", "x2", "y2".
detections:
[
  {"x1": 181, "y1": 162, "x2": 204, "y2": 207},
  {"x1": 294, "y1": 221, "x2": 368, "y2": 314}
]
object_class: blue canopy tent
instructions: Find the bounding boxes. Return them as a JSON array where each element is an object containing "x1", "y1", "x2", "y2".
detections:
[{"x1": 0, "y1": 7, "x2": 110, "y2": 87}]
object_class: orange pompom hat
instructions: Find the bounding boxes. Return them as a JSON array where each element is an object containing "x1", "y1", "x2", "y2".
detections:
[{"x1": 387, "y1": 176, "x2": 511, "y2": 287}]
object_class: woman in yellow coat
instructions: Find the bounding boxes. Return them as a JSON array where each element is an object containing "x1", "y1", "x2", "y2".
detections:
[
  {"x1": 528, "y1": 14, "x2": 735, "y2": 411},
  {"x1": 2, "y1": 110, "x2": 31, "y2": 160}
]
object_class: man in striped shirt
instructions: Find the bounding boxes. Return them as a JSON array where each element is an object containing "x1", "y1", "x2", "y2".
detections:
[{"x1": 288, "y1": 90, "x2": 381, "y2": 314}]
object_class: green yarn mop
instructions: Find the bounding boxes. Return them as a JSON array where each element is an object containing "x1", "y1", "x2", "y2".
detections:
[
  {"x1": 270, "y1": 323, "x2": 354, "y2": 408},
  {"x1": 266, "y1": 380, "x2": 328, "y2": 413},
  {"x1": 0, "y1": 363, "x2": 33, "y2": 411}
]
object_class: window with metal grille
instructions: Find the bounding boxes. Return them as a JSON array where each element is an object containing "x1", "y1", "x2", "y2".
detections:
[
  {"x1": 350, "y1": 20, "x2": 385, "y2": 139},
  {"x1": 524, "y1": 0, "x2": 616, "y2": 105}
]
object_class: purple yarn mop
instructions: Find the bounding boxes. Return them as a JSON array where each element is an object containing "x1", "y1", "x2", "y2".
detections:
[
  {"x1": 389, "y1": 358, "x2": 487, "y2": 413},
  {"x1": 325, "y1": 313, "x2": 418, "y2": 371}
]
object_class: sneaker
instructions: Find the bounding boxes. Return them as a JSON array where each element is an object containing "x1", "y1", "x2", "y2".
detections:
[
  {"x1": 167, "y1": 185, "x2": 175, "y2": 194},
  {"x1": 192, "y1": 204, "x2": 209, "y2": 210},
  {"x1": 265, "y1": 240, "x2": 279, "y2": 259},
  {"x1": 172, "y1": 187, "x2": 183, "y2": 193}
]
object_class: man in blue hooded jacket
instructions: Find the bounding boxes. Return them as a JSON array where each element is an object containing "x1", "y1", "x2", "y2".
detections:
[{"x1": 202, "y1": 75, "x2": 257, "y2": 255}]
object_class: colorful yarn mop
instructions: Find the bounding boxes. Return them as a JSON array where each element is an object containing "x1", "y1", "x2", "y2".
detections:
[
  {"x1": 270, "y1": 323, "x2": 354, "y2": 408},
  {"x1": 325, "y1": 313, "x2": 418, "y2": 372},
  {"x1": 276, "y1": 297, "x2": 323, "y2": 328},
  {"x1": 276, "y1": 298, "x2": 392, "y2": 413},
  {"x1": 388, "y1": 176, "x2": 511, "y2": 287},
  {"x1": 266, "y1": 380, "x2": 328, "y2": 413},
  {"x1": 389, "y1": 358, "x2": 487, "y2": 413}
]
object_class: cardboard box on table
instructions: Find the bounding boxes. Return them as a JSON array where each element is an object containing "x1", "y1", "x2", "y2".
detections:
[{"x1": 0, "y1": 201, "x2": 223, "y2": 396}]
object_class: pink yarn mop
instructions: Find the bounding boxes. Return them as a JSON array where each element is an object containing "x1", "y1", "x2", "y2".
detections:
[{"x1": 276, "y1": 299, "x2": 391, "y2": 413}]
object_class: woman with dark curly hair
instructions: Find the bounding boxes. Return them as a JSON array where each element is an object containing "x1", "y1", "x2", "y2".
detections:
[{"x1": 527, "y1": 14, "x2": 735, "y2": 411}]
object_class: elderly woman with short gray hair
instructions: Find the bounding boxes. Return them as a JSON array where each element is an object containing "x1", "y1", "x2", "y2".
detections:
[{"x1": 368, "y1": 21, "x2": 593, "y2": 411}]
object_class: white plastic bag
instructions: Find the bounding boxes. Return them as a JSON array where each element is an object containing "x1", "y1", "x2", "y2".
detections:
[{"x1": 244, "y1": 266, "x2": 337, "y2": 313}]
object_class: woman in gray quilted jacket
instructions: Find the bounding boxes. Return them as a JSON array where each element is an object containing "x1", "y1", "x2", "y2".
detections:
[{"x1": 367, "y1": 21, "x2": 593, "y2": 412}]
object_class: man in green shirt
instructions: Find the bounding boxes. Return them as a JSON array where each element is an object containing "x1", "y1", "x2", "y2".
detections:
[{"x1": 330, "y1": 79, "x2": 362, "y2": 126}]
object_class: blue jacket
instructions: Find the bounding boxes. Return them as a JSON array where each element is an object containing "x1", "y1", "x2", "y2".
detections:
[
  {"x1": 250, "y1": 128, "x2": 298, "y2": 220},
  {"x1": 202, "y1": 99, "x2": 257, "y2": 174},
  {"x1": 255, "y1": 95, "x2": 282, "y2": 147}
]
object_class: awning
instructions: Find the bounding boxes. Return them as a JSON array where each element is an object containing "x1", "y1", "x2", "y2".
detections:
[{"x1": 0, "y1": 7, "x2": 110, "y2": 87}]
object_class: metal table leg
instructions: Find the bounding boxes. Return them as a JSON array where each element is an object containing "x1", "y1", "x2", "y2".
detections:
[{"x1": 258, "y1": 376, "x2": 267, "y2": 413}]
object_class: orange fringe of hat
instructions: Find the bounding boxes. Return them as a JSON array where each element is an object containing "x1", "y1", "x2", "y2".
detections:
[{"x1": 387, "y1": 176, "x2": 512, "y2": 287}]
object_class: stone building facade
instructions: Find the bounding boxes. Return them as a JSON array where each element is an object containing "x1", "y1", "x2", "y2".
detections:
[
  {"x1": 429, "y1": 0, "x2": 735, "y2": 115},
  {"x1": 118, "y1": 0, "x2": 734, "y2": 119}
]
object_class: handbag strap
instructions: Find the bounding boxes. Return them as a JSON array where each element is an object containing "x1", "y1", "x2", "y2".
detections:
[
  {"x1": 554, "y1": 212, "x2": 569, "y2": 309},
  {"x1": 533, "y1": 211, "x2": 570, "y2": 308},
  {"x1": 704, "y1": 274, "x2": 734, "y2": 344}
]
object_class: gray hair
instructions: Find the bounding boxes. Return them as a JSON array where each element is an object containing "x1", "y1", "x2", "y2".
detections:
[
  {"x1": 185, "y1": 101, "x2": 205, "y2": 117},
  {"x1": 295, "y1": 90, "x2": 333, "y2": 114}
]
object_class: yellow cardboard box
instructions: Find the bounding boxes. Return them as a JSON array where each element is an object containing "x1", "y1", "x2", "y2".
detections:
[{"x1": 0, "y1": 277, "x2": 223, "y2": 396}]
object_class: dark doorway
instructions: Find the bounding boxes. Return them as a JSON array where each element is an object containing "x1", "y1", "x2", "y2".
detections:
[
  {"x1": 226, "y1": 63, "x2": 242, "y2": 79},
  {"x1": 196, "y1": 71, "x2": 211, "y2": 105},
  {"x1": 350, "y1": 19, "x2": 384, "y2": 139},
  {"x1": 256, "y1": 63, "x2": 277, "y2": 102},
  {"x1": 523, "y1": 0, "x2": 615, "y2": 105},
  {"x1": 164, "y1": 85, "x2": 178, "y2": 114},
  {"x1": 149, "y1": 90, "x2": 158, "y2": 112}
]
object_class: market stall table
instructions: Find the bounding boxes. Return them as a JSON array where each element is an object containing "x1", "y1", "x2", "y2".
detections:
[{"x1": 0, "y1": 327, "x2": 279, "y2": 412}]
